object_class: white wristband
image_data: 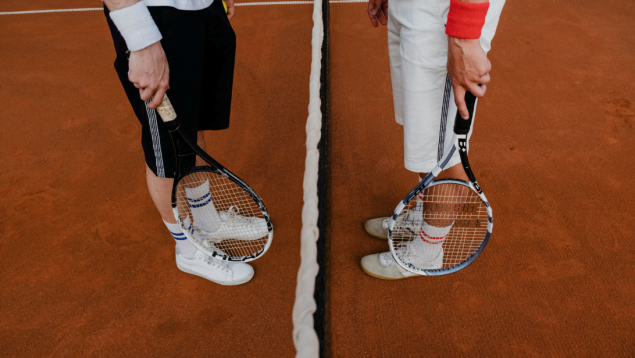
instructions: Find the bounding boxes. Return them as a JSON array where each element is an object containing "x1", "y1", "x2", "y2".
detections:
[{"x1": 109, "y1": 1, "x2": 162, "y2": 52}]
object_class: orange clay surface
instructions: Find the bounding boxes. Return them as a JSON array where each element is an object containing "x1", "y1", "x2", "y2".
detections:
[
  {"x1": 329, "y1": 0, "x2": 635, "y2": 356},
  {"x1": 2, "y1": 0, "x2": 635, "y2": 357},
  {"x1": 0, "y1": 1, "x2": 312, "y2": 356}
]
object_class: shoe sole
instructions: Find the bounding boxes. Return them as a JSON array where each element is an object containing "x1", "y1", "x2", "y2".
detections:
[
  {"x1": 359, "y1": 261, "x2": 412, "y2": 280},
  {"x1": 176, "y1": 261, "x2": 254, "y2": 286},
  {"x1": 363, "y1": 223, "x2": 388, "y2": 240}
]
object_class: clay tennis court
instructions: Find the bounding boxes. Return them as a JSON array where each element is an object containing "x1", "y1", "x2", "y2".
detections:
[{"x1": 1, "y1": 0, "x2": 634, "y2": 356}]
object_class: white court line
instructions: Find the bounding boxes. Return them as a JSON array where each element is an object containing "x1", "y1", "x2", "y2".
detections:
[
  {"x1": 0, "y1": 8, "x2": 102, "y2": 15},
  {"x1": 0, "y1": 0, "x2": 365, "y2": 15},
  {"x1": 238, "y1": 1, "x2": 311, "y2": 5}
]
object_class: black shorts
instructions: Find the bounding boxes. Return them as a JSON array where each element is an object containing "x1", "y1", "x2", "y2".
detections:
[{"x1": 105, "y1": 1, "x2": 236, "y2": 178}]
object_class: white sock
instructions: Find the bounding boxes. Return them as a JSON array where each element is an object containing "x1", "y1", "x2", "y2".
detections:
[
  {"x1": 410, "y1": 221, "x2": 453, "y2": 262},
  {"x1": 164, "y1": 219, "x2": 198, "y2": 259},
  {"x1": 184, "y1": 180, "x2": 222, "y2": 232}
]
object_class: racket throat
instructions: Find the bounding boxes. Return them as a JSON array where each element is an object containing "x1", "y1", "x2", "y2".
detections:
[{"x1": 457, "y1": 137, "x2": 482, "y2": 194}]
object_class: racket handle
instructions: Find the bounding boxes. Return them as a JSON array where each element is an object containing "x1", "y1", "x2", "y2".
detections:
[
  {"x1": 454, "y1": 91, "x2": 477, "y2": 135},
  {"x1": 156, "y1": 94, "x2": 177, "y2": 122}
]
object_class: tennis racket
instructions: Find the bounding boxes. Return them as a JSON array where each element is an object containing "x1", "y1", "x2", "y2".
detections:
[
  {"x1": 155, "y1": 94, "x2": 273, "y2": 262},
  {"x1": 388, "y1": 91, "x2": 492, "y2": 276}
]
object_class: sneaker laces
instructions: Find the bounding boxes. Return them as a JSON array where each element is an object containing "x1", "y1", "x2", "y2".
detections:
[
  {"x1": 379, "y1": 252, "x2": 396, "y2": 266},
  {"x1": 193, "y1": 206, "x2": 258, "y2": 243},
  {"x1": 391, "y1": 241, "x2": 426, "y2": 266},
  {"x1": 399, "y1": 241, "x2": 441, "y2": 269},
  {"x1": 221, "y1": 206, "x2": 258, "y2": 227},
  {"x1": 382, "y1": 214, "x2": 418, "y2": 230},
  {"x1": 379, "y1": 245, "x2": 407, "y2": 267},
  {"x1": 201, "y1": 240, "x2": 229, "y2": 256},
  {"x1": 403, "y1": 209, "x2": 424, "y2": 226},
  {"x1": 199, "y1": 252, "x2": 231, "y2": 272},
  {"x1": 379, "y1": 245, "x2": 426, "y2": 268},
  {"x1": 400, "y1": 242, "x2": 419, "y2": 264}
]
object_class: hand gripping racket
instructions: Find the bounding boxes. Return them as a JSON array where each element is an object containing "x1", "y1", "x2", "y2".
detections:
[
  {"x1": 388, "y1": 91, "x2": 492, "y2": 275},
  {"x1": 156, "y1": 94, "x2": 273, "y2": 262}
]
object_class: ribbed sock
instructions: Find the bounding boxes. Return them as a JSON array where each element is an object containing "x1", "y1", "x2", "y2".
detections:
[
  {"x1": 164, "y1": 219, "x2": 198, "y2": 259},
  {"x1": 184, "y1": 180, "x2": 222, "y2": 232},
  {"x1": 410, "y1": 221, "x2": 453, "y2": 261}
]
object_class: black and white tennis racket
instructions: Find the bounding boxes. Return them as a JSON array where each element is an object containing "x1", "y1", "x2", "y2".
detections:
[
  {"x1": 388, "y1": 91, "x2": 492, "y2": 276},
  {"x1": 156, "y1": 94, "x2": 273, "y2": 262}
]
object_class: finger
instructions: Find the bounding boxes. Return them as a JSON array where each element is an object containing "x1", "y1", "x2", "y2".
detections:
[
  {"x1": 376, "y1": 7, "x2": 388, "y2": 25},
  {"x1": 367, "y1": 0, "x2": 379, "y2": 27},
  {"x1": 129, "y1": 71, "x2": 140, "y2": 88},
  {"x1": 382, "y1": 0, "x2": 389, "y2": 17},
  {"x1": 468, "y1": 82, "x2": 486, "y2": 97},
  {"x1": 139, "y1": 87, "x2": 154, "y2": 102},
  {"x1": 478, "y1": 84, "x2": 487, "y2": 96},
  {"x1": 453, "y1": 86, "x2": 469, "y2": 119},
  {"x1": 147, "y1": 86, "x2": 166, "y2": 109},
  {"x1": 478, "y1": 72, "x2": 491, "y2": 85},
  {"x1": 226, "y1": 0, "x2": 235, "y2": 20}
]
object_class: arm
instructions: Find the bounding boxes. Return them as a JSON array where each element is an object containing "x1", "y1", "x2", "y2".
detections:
[
  {"x1": 446, "y1": 0, "x2": 491, "y2": 119},
  {"x1": 104, "y1": 0, "x2": 169, "y2": 109}
]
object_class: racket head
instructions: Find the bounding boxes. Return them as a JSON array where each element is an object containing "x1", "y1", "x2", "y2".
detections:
[
  {"x1": 172, "y1": 166, "x2": 273, "y2": 262},
  {"x1": 388, "y1": 179, "x2": 492, "y2": 276}
]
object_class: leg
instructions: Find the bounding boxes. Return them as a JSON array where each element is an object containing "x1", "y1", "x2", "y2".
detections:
[
  {"x1": 408, "y1": 163, "x2": 472, "y2": 262},
  {"x1": 420, "y1": 164, "x2": 471, "y2": 224},
  {"x1": 423, "y1": 161, "x2": 468, "y2": 182},
  {"x1": 146, "y1": 166, "x2": 176, "y2": 223},
  {"x1": 195, "y1": 131, "x2": 207, "y2": 166},
  {"x1": 146, "y1": 131, "x2": 208, "y2": 225},
  {"x1": 361, "y1": 0, "x2": 506, "y2": 279},
  {"x1": 413, "y1": 162, "x2": 469, "y2": 228}
]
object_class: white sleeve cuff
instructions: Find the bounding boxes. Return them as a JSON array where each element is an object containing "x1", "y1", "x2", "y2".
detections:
[{"x1": 109, "y1": 1, "x2": 163, "y2": 52}]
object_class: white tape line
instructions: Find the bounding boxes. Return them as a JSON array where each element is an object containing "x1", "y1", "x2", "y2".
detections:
[
  {"x1": 0, "y1": 8, "x2": 102, "y2": 15},
  {"x1": 0, "y1": 0, "x2": 366, "y2": 15},
  {"x1": 236, "y1": 1, "x2": 312, "y2": 5}
]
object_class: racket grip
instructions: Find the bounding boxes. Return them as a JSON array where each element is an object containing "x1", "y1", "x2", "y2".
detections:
[
  {"x1": 454, "y1": 91, "x2": 477, "y2": 135},
  {"x1": 156, "y1": 94, "x2": 177, "y2": 122}
]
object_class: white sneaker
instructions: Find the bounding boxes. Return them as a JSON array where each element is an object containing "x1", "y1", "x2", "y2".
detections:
[
  {"x1": 195, "y1": 206, "x2": 269, "y2": 242},
  {"x1": 360, "y1": 245, "x2": 443, "y2": 280},
  {"x1": 364, "y1": 217, "x2": 391, "y2": 240},
  {"x1": 400, "y1": 244, "x2": 444, "y2": 271},
  {"x1": 175, "y1": 246, "x2": 254, "y2": 285},
  {"x1": 365, "y1": 212, "x2": 425, "y2": 240},
  {"x1": 396, "y1": 209, "x2": 426, "y2": 236}
]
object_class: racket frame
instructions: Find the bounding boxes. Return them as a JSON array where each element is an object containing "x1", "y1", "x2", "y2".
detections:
[
  {"x1": 157, "y1": 95, "x2": 273, "y2": 262},
  {"x1": 172, "y1": 165, "x2": 274, "y2": 262},
  {"x1": 388, "y1": 91, "x2": 493, "y2": 276}
]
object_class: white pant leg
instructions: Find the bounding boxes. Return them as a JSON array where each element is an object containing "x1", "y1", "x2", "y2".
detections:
[
  {"x1": 388, "y1": 4, "x2": 404, "y2": 125},
  {"x1": 388, "y1": 0, "x2": 506, "y2": 173}
]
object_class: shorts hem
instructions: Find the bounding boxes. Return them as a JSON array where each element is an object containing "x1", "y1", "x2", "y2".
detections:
[{"x1": 404, "y1": 156, "x2": 462, "y2": 174}]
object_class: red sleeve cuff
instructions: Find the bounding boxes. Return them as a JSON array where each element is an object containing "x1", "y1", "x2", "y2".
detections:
[{"x1": 445, "y1": 0, "x2": 490, "y2": 39}]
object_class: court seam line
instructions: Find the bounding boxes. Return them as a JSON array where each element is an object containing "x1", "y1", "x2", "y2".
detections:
[{"x1": 0, "y1": 0, "x2": 365, "y2": 15}]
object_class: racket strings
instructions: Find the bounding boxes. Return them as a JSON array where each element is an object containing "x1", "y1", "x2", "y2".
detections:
[
  {"x1": 392, "y1": 182, "x2": 488, "y2": 270},
  {"x1": 175, "y1": 171, "x2": 270, "y2": 260}
]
